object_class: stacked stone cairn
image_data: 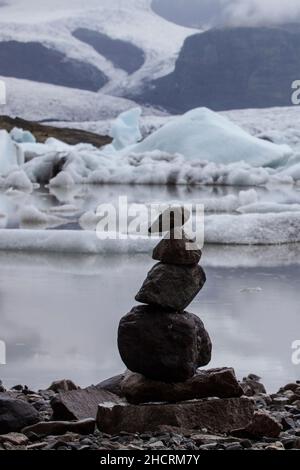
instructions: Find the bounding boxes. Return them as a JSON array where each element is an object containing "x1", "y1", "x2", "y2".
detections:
[
  {"x1": 118, "y1": 206, "x2": 211, "y2": 383},
  {"x1": 97, "y1": 207, "x2": 254, "y2": 434}
]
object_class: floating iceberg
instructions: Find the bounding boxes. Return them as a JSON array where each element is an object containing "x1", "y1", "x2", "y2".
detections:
[
  {"x1": 0, "y1": 107, "x2": 297, "y2": 188},
  {"x1": 0, "y1": 130, "x2": 24, "y2": 176},
  {"x1": 4, "y1": 170, "x2": 33, "y2": 191},
  {"x1": 127, "y1": 108, "x2": 292, "y2": 166},
  {"x1": 10, "y1": 127, "x2": 36, "y2": 144},
  {"x1": 110, "y1": 107, "x2": 142, "y2": 150}
]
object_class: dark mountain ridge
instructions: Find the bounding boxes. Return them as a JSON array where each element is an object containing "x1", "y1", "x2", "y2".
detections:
[{"x1": 137, "y1": 25, "x2": 300, "y2": 113}]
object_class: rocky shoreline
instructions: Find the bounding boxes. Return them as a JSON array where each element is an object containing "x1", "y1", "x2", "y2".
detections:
[{"x1": 0, "y1": 375, "x2": 300, "y2": 451}]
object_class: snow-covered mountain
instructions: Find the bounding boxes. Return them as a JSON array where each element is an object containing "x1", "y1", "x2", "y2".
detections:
[{"x1": 0, "y1": 0, "x2": 195, "y2": 102}]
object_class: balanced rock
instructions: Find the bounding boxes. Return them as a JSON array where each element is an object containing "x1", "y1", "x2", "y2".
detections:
[
  {"x1": 121, "y1": 368, "x2": 243, "y2": 404},
  {"x1": 97, "y1": 397, "x2": 254, "y2": 435},
  {"x1": 0, "y1": 395, "x2": 39, "y2": 434},
  {"x1": 148, "y1": 206, "x2": 190, "y2": 234},
  {"x1": 118, "y1": 305, "x2": 212, "y2": 382},
  {"x1": 135, "y1": 263, "x2": 206, "y2": 311},
  {"x1": 152, "y1": 229, "x2": 202, "y2": 266}
]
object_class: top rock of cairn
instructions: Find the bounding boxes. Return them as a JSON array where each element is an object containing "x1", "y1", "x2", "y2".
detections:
[{"x1": 148, "y1": 206, "x2": 191, "y2": 234}]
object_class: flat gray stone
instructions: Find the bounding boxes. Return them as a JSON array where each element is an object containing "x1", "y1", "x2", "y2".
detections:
[
  {"x1": 51, "y1": 386, "x2": 125, "y2": 421},
  {"x1": 22, "y1": 418, "x2": 95, "y2": 437}
]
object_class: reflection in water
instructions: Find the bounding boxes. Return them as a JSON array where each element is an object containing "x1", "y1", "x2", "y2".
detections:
[
  {"x1": 0, "y1": 249, "x2": 299, "y2": 392},
  {"x1": 1, "y1": 183, "x2": 300, "y2": 229}
]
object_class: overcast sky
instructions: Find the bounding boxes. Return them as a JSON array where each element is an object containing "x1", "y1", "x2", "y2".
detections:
[
  {"x1": 153, "y1": 0, "x2": 300, "y2": 27},
  {"x1": 224, "y1": 0, "x2": 300, "y2": 25}
]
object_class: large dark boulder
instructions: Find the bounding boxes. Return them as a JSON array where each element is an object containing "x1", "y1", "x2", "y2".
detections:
[
  {"x1": 121, "y1": 368, "x2": 243, "y2": 404},
  {"x1": 0, "y1": 395, "x2": 40, "y2": 434},
  {"x1": 118, "y1": 306, "x2": 212, "y2": 382},
  {"x1": 135, "y1": 263, "x2": 206, "y2": 311},
  {"x1": 97, "y1": 397, "x2": 254, "y2": 435}
]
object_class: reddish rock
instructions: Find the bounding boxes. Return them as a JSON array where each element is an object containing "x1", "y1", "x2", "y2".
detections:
[
  {"x1": 97, "y1": 397, "x2": 254, "y2": 435},
  {"x1": 232, "y1": 410, "x2": 282, "y2": 439},
  {"x1": 23, "y1": 418, "x2": 95, "y2": 437},
  {"x1": 121, "y1": 368, "x2": 243, "y2": 404}
]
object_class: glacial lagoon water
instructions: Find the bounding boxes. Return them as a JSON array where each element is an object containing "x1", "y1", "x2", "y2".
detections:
[{"x1": 0, "y1": 185, "x2": 299, "y2": 392}]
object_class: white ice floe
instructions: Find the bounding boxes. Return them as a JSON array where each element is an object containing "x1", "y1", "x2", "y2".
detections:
[
  {"x1": 237, "y1": 202, "x2": 300, "y2": 214},
  {"x1": 49, "y1": 171, "x2": 75, "y2": 188},
  {"x1": 205, "y1": 212, "x2": 300, "y2": 245},
  {"x1": 0, "y1": 107, "x2": 298, "y2": 188},
  {"x1": 3, "y1": 170, "x2": 33, "y2": 192},
  {"x1": 0, "y1": 229, "x2": 158, "y2": 254},
  {"x1": 0, "y1": 130, "x2": 24, "y2": 175}
]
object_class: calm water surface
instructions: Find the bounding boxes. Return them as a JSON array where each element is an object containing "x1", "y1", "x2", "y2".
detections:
[
  {"x1": 0, "y1": 249, "x2": 299, "y2": 392},
  {"x1": 0, "y1": 185, "x2": 299, "y2": 392}
]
